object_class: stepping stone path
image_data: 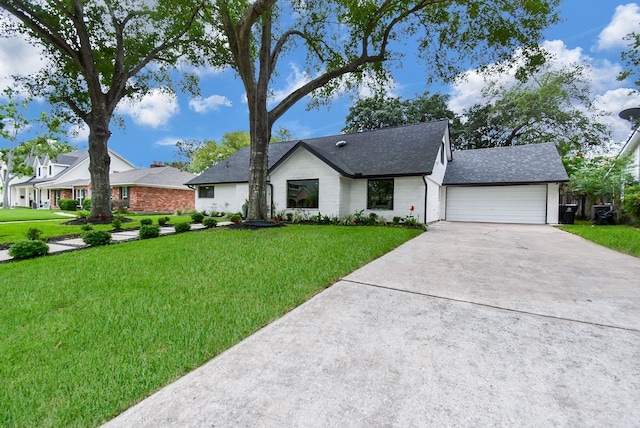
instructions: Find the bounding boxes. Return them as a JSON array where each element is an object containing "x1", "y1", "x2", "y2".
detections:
[{"x1": 0, "y1": 222, "x2": 231, "y2": 263}]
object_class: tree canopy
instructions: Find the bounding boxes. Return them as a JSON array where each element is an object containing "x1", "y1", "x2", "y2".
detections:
[
  {"x1": 0, "y1": 90, "x2": 71, "y2": 208},
  {"x1": 457, "y1": 68, "x2": 610, "y2": 153},
  {"x1": 564, "y1": 155, "x2": 635, "y2": 208},
  {"x1": 342, "y1": 92, "x2": 461, "y2": 138},
  {"x1": 172, "y1": 128, "x2": 292, "y2": 173},
  {"x1": 208, "y1": 0, "x2": 560, "y2": 220},
  {"x1": 0, "y1": 0, "x2": 212, "y2": 220},
  {"x1": 619, "y1": 31, "x2": 640, "y2": 92}
]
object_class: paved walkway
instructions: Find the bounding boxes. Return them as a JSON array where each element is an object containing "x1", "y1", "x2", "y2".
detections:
[
  {"x1": 103, "y1": 222, "x2": 640, "y2": 427},
  {"x1": 0, "y1": 223, "x2": 230, "y2": 262}
]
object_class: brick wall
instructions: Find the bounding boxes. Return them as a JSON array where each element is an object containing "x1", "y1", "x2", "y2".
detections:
[{"x1": 125, "y1": 186, "x2": 195, "y2": 213}]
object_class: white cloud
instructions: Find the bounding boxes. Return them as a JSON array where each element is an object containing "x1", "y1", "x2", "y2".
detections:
[
  {"x1": 596, "y1": 3, "x2": 640, "y2": 51},
  {"x1": 68, "y1": 123, "x2": 90, "y2": 143},
  {"x1": 449, "y1": 40, "x2": 600, "y2": 114},
  {"x1": 154, "y1": 136, "x2": 183, "y2": 147},
  {"x1": 270, "y1": 63, "x2": 312, "y2": 105},
  {"x1": 188, "y1": 94, "x2": 232, "y2": 114},
  {"x1": 117, "y1": 89, "x2": 179, "y2": 128},
  {"x1": 448, "y1": 40, "x2": 638, "y2": 145},
  {"x1": 594, "y1": 88, "x2": 640, "y2": 143},
  {"x1": 0, "y1": 35, "x2": 46, "y2": 96}
]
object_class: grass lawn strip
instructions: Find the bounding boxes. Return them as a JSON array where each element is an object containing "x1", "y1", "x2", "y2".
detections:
[
  {"x1": 559, "y1": 224, "x2": 640, "y2": 258},
  {"x1": 0, "y1": 225, "x2": 421, "y2": 427},
  {"x1": 0, "y1": 208, "x2": 77, "y2": 222},
  {"x1": 0, "y1": 214, "x2": 194, "y2": 245}
]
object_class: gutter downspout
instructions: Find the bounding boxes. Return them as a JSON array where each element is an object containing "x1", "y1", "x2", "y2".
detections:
[
  {"x1": 267, "y1": 182, "x2": 274, "y2": 219},
  {"x1": 422, "y1": 176, "x2": 428, "y2": 223}
]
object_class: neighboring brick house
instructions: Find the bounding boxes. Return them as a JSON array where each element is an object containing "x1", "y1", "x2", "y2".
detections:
[
  {"x1": 9, "y1": 150, "x2": 135, "y2": 208},
  {"x1": 8, "y1": 151, "x2": 196, "y2": 213},
  {"x1": 110, "y1": 166, "x2": 196, "y2": 213}
]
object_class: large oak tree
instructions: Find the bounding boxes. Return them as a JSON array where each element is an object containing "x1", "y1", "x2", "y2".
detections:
[
  {"x1": 211, "y1": 0, "x2": 560, "y2": 220},
  {"x1": 0, "y1": 0, "x2": 211, "y2": 221},
  {"x1": 457, "y1": 67, "x2": 610, "y2": 153}
]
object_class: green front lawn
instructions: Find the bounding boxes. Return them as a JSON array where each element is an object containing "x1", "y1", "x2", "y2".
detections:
[
  {"x1": 0, "y1": 214, "x2": 193, "y2": 244},
  {"x1": 0, "y1": 225, "x2": 421, "y2": 427},
  {"x1": 559, "y1": 224, "x2": 640, "y2": 257},
  {"x1": 0, "y1": 207, "x2": 75, "y2": 222}
]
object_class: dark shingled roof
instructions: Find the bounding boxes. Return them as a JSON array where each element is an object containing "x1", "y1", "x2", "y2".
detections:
[
  {"x1": 443, "y1": 143, "x2": 569, "y2": 185},
  {"x1": 186, "y1": 120, "x2": 450, "y2": 185},
  {"x1": 110, "y1": 166, "x2": 195, "y2": 188}
]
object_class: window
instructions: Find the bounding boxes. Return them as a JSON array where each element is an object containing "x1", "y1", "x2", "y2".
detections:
[
  {"x1": 287, "y1": 179, "x2": 319, "y2": 208},
  {"x1": 440, "y1": 143, "x2": 445, "y2": 164},
  {"x1": 37, "y1": 167, "x2": 41, "y2": 177},
  {"x1": 119, "y1": 186, "x2": 129, "y2": 199},
  {"x1": 48, "y1": 165, "x2": 52, "y2": 175},
  {"x1": 367, "y1": 179, "x2": 394, "y2": 210},
  {"x1": 198, "y1": 185, "x2": 214, "y2": 198}
]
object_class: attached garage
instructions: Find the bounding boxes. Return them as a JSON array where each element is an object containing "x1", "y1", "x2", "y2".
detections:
[
  {"x1": 443, "y1": 144, "x2": 569, "y2": 225},
  {"x1": 446, "y1": 184, "x2": 547, "y2": 224}
]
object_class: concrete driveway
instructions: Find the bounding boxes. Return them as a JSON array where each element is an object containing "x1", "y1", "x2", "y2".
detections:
[{"x1": 104, "y1": 222, "x2": 640, "y2": 427}]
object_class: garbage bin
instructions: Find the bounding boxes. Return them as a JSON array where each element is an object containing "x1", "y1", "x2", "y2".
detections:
[{"x1": 563, "y1": 205, "x2": 576, "y2": 225}]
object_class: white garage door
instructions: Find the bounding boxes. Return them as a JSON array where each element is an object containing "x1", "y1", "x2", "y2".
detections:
[{"x1": 446, "y1": 185, "x2": 547, "y2": 224}]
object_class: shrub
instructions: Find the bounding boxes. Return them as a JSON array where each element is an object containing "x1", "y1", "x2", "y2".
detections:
[
  {"x1": 139, "y1": 224, "x2": 160, "y2": 239},
  {"x1": 25, "y1": 227, "x2": 43, "y2": 240},
  {"x1": 622, "y1": 185, "x2": 640, "y2": 225},
  {"x1": 157, "y1": 216, "x2": 170, "y2": 226},
  {"x1": 82, "y1": 230, "x2": 112, "y2": 246},
  {"x1": 76, "y1": 211, "x2": 89, "y2": 219},
  {"x1": 285, "y1": 212, "x2": 293, "y2": 222},
  {"x1": 80, "y1": 224, "x2": 94, "y2": 232},
  {"x1": 174, "y1": 221, "x2": 191, "y2": 233},
  {"x1": 229, "y1": 213, "x2": 242, "y2": 223},
  {"x1": 190, "y1": 211, "x2": 205, "y2": 224},
  {"x1": 9, "y1": 240, "x2": 49, "y2": 260},
  {"x1": 111, "y1": 217, "x2": 122, "y2": 230},
  {"x1": 203, "y1": 217, "x2": 217, "y2": 228},
  {"x1": 82, "y1": 198, "x2": 92, "y2": 211},
  {"x1": 392, "y1": 216, "x2": 402, "y2": 225},
  {"x1": 140, "y1": 218, "x2": 153, "y2": 226},
  {"x1": 58, "y1": 199, "x2": 77, "y2": 211}
]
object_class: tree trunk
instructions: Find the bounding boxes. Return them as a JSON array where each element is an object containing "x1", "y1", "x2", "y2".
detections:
[
  {"x1": 1, "y1": 169, "x2": 11, "y2": 209},
  {"x1": 86, "y1": 115, "x2": 113, "y2": 222},
  {"x1": 246, "y1": 111, "x2": 271, "y2": 221},
  {"x1": 245, "y1": 8, "x2": 273, "y2": 221}
]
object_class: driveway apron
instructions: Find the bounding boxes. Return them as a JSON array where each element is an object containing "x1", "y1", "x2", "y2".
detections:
[{"x1": 104, "y1": 222, "x2": 640, "y2": 427}]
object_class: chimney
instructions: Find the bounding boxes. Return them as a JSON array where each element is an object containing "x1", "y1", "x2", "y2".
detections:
[{"x1": 150, "y1": 161, "x2": 164, "y2": 168}]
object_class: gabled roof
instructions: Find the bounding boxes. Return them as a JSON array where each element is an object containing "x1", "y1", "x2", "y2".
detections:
[
  {"x1": 187, "y1": 120, "x2": 450, "y2": 185},
  {"x1": 443, "y1": 143, "x2": 569, "y2": 185},
  {"x1": 19, "y1": 151, "x2": 90, "y2": 186},
  {"x1": 110, "y1": 166, "x2": 195, "y2": 189}
]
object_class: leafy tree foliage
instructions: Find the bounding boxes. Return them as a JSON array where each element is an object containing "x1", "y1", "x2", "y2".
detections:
[
  {"x1": 619, "y1": 31, "x2": 640, "y2": 92},
  {"x1": 457, "y1": 68, "x2": 610, "y2": 152},
  {"x1": 469, "y1": 68, "x2": 608, "y2": 151},
  {"x1": 0, "y1": 0, "x2": 211, "y2": 221},
  {"x1": 209, "y1": 0, "x2": 560, "y2": 220},
  {"x1": 564, "y1": 155, "x2": 635, "y2": 209},
  {"x1": 342, "y1": 92, "x2": 461, "y2": 139},
  {"x1": 172, "y1": 129, "x2": 292, "y2": 173},
  {"x1": 0, "y1": 90, "x2": 70, "y2": 209}
]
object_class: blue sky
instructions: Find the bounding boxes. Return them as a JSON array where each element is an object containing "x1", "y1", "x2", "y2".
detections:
[{"x1": 1, "y1": 1, "x2": 640, "y2": 168}]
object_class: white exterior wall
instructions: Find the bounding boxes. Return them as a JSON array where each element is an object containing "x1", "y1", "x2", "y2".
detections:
[
  {"x1": 546, "y1": 182, "x2": 561, "y2": 224},
  {"x1": 270, "y1": 148, "x2": 342, "y2": 217},
  {"x1": 195, "y1": 183, "x2": 248, "y2": 214},
  {"x1": 345, "y1": 176, "x2": 427, "y2": 222},
  {"x1": 339, "y1": 176, "x2": 352, "y2": 218}
]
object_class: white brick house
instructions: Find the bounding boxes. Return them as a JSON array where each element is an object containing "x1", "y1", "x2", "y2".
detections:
[{"x1": 187, "y1": 121, "x2": 569, "y2": 224}]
